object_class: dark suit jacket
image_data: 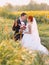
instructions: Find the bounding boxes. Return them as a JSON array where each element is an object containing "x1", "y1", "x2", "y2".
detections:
[
  {"x1": 12, "y1": 19, "x2": 21, "y2": 34},
  {"x1": 12, "y1": 19, "x2": 23, "y2": 41}
]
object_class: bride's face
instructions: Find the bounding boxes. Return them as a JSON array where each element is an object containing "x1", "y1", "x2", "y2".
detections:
[{"x1": 27, "y1": 16, "x2": 33, "y2": 23}]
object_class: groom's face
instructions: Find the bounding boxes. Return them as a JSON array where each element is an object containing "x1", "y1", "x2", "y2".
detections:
[{"x1": 22, "y1": 15, "x2": 27, "y2": 21}]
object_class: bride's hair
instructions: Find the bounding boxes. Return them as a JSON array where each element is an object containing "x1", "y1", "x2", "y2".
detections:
[{"x1": 28, "y1": 16, "x2": 33, "y2": 22}]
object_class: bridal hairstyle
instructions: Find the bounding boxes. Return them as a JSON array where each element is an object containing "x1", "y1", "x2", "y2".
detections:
[{"x1": 28, "y1": 16, "x2": 33, "y2": 22}]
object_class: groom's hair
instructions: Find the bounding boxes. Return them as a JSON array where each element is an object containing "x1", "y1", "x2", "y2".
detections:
[{"x1": 21, "y1": 13, "x2": 27, "y2": 16}]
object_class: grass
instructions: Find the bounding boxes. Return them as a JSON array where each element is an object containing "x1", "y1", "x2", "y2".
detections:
[
  {"x1": 38, "y1": 23, "x2": 49, "y2": 49},
  {"x1": 0, "y1": 40, "x2": 49, "y2": 65}
]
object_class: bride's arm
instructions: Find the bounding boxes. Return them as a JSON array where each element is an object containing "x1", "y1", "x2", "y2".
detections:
[{"x1": 25, "y1": 24, "x2": 32, "y2": 34}]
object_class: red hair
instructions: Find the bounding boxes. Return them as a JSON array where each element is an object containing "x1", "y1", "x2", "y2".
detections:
[{"x1": 28, "y1": 16, "x2": 33, "y2": 22}]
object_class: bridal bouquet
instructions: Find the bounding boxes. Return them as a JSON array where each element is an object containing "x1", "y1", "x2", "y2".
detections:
[{"x1": 20, "y1": 25, "x2": 26, "y2": 30}]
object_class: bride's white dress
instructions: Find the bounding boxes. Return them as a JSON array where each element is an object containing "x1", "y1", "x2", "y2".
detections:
[{"x1": 21, "y1": 18, "x2": 49, "y2": 54}]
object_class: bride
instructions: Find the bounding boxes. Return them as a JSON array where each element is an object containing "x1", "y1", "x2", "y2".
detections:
[{"x1": 21, "y1": 16, "x2": 49, "y2": 55}]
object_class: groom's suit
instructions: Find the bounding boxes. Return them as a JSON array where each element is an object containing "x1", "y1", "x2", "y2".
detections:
[{"x1": 12, "y1": 18, "x2": 25, "y2": 41}]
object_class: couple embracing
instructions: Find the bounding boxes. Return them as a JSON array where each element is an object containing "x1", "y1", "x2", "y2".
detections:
[{"x1": 12, "y1": 13, "x2": 49, "y2": 55}]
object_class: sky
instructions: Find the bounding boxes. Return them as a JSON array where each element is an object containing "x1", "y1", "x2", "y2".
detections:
[{"x1": 0, "y1": 0, "x2": 49, "y2": 6}]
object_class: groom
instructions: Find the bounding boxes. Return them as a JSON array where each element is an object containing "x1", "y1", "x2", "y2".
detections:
[{"x1": 12, "y1": 13, "x2": 27, "y2": 41}]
